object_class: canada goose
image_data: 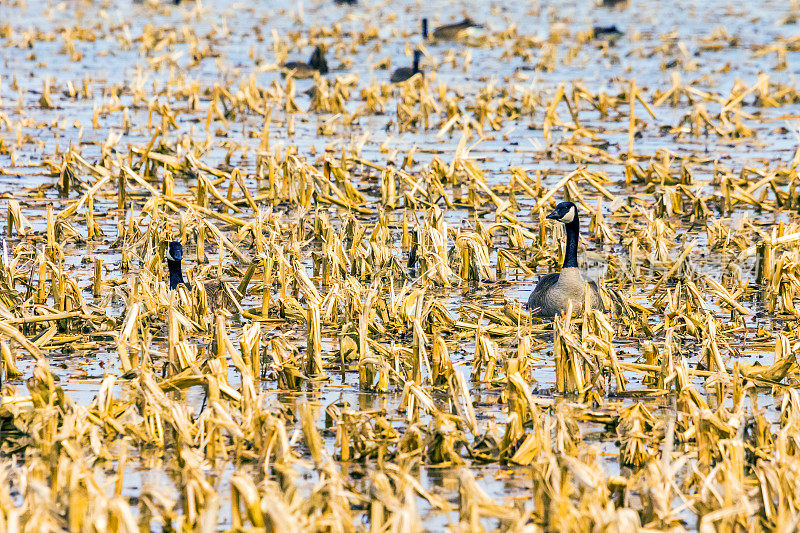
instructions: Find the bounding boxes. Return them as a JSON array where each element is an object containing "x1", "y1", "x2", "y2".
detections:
[
  {"x1": 527, "y1": 202, "x2": 604, "y2": 316},
  {"x1": 390, "y1": 50, "x2": 423, "y2": 83},
  {"x1": 166, "y1": 241, "x2": 255, "y2": 312},
  {"x1": 432, "y1": 18, "x2": 481, "y2": 41},
  {"x1": 591, "y1": 25, "x2": 624, "y2": 44},
  {"x1": 166, "y1": 240, "x2": 187, "y2": 290},
  {"x1": 422, "y1": 18, "x2": 428, "y2": 40},
  {"x1": 282, "y1": 46, "x2": 328, "y2": 79}
]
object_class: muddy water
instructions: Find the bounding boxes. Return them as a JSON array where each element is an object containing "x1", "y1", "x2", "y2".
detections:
[{"x1": 2, "y1": 0, "x2": 800, "y2": 529}]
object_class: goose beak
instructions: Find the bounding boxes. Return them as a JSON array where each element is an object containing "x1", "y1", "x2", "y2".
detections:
[{"x1": 545, "y1": 210, "x2": 560, "y2": 220}]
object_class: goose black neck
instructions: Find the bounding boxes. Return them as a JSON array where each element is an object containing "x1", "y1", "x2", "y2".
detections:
[
  {"x1": 412, "y1": 54, "x2": 420, "y2": 73},
  {"x1": 167, "y1": 259, "x2": 187, "y2": 290},
  {"x1": 562, "y1": 217, "x2": 580, "y2": 269},
  {"x1": 422, "y1": 19, "x2": 428, "y2": 39}
]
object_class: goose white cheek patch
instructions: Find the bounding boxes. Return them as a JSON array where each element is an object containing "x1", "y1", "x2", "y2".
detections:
[
  {"x1": 560, "y1": 206, "x2": 576, "y2": 223},
  {"x1": 166, "y1": 249, "x2": 174, "y2": 261}
]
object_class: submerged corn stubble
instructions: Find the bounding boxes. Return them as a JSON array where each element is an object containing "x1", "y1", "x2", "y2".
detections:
[{"x1": 1, "y1": 0, "x2": 800, "y2": 530}]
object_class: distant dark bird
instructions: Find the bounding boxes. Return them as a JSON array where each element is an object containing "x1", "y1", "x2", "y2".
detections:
[
  {"x1": 166, "y1": 241, "x2": 188, "y2": 290},
  {"x1": 282, "y1": 46, "x2": 328, "y2": 78},
  {"x1": 592, "y1": 25, "x2": 624, "y2": 43},
  {"x1": 166, "y1": 241, "x2": 255, "y2": 313},
  {"x1": 390, "y1": 50, "x2": 423, "y2": 83},
  {"x1": 600, "y1": 0, "x2": 628, "y2": 7},
  {"x1": 334, "y1": 0, "x2": 357, "y2": 4},
  {"x1": 527, "y1": 202, "x2": 604, "y2": 316},
  {"x1": 407, "y1": 228, "x2": 419, "y2": 269},
  {"x1": 432, "y1": 18, "x2": 481, "y2": 40}
]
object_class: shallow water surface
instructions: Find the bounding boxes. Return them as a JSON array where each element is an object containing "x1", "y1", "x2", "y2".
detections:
[{"x1": 2, "y1": 0, "x2": 800, "y2": 530}]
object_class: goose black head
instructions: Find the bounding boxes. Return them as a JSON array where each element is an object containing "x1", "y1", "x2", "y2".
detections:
[
  {"x1": 166, "y1": 241, "x2": 184, "y2": 262},
  {"x1": 310, "y1": 46, "x2": 328, "y2": 74},
  {"x1": 546, "y1": 202, "x2": 578, "y2": 224},
  {"x1": 166, "y1": 241, "x2": 188, "y2": 290}
]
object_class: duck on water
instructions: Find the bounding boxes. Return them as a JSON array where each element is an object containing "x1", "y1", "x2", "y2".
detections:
[
  {"x1": 390, "y1": 50, "x2": 423, "y2": 83},
  {"x1": 282, "y1": 46, "x2": 328, "y2": 78},
  {"x1": 422, "y1": 18, "x2": 481, "y2": 41},
  {"x1": 527, "y1": 202, "x2": 604, "y2": 316}
]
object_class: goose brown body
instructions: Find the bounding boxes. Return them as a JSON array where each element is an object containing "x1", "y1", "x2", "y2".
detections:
[
  {"x1": 431, "y1": 18, "x2": 480, "y2": 40},
  {"x1": 282, "y1": 46, "x2": 328, "y2": 78},
  {"x1": 527, "y1": 268, "x2": 603, "y2": 316}
]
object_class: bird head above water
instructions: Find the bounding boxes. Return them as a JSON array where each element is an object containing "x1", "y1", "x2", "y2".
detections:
[
  {"x1": 166, "y1": 240, "x2": 183, "y2": 262},
  {"x1": 309, "y1": 46, "x2": 328, "y2": 74},
  {"x1": 413, "y1": 49, "x2": 422, "y2": 69},
  {"x1": 166, "y1": 240, "x2": 188, "y2": 290},
  {"x1": 545, "y1": 201, "x2": 578, "y2": 224}
]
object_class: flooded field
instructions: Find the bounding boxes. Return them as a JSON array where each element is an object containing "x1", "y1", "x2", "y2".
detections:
[{"x1": 2, "y1": 0, "x2": 800, "y2": 530}]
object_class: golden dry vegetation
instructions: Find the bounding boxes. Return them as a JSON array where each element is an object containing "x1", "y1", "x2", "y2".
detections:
[{"x1": 1, "y1": 0, "x2": 800, "y2": 531}]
